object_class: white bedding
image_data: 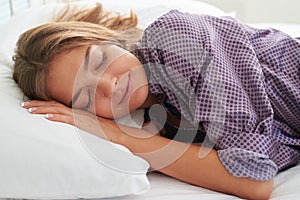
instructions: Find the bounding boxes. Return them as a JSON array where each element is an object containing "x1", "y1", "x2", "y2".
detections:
[
  {"x1": 0, "y1": 0, "x2": 299, "y2": 200},
  {"x1": 103, "y1": 163, "x2": 300, "y2": 200}
]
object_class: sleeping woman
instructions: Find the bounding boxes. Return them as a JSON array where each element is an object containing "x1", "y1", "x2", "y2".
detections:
[{"x1": 13, "y1": 3, "x2": 300, "y2": 200}]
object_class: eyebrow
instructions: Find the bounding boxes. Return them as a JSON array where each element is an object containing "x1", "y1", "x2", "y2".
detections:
[
  {"x1": 83, "y1": 46, "x2": 91, "y2": 71},
  {"x1": 69, "y1": 46, "x2": 91, "y2": 107}
]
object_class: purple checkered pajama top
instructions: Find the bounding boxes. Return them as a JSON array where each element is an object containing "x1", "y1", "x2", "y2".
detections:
[{"x1": 132, "y1": 10, "x2": 300, "y2": 181}]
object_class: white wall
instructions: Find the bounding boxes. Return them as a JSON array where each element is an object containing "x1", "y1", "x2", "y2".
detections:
[{"x1": 199, "y1": 0, "x2": 300, "y2": 24}]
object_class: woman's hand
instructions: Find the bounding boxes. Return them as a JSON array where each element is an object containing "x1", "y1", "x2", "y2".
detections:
[
  {"x1": 21, "y1": 100, "x2": 119, "y2": 141},
  {"x1": 21, "y1": 100, "x2": 75, "y2": 125}
]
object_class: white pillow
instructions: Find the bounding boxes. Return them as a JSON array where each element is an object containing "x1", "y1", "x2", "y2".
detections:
[
  {"x1": 0, "y1": 0, "x2": 232, "y2": 199},
  {"x1": 0, "y1": 64, "x2": 150, "y2": 199}
]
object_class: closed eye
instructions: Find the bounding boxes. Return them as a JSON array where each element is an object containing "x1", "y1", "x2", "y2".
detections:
[
  {"x1": 95, "y1": 52, "x2": 107, "y2": 71},
  {"x1": 82, "y1": 87, "x2": 92, "y2": 110},
  {"x1": 72, "y1": 87, "x2": 92, "y2": 110}
]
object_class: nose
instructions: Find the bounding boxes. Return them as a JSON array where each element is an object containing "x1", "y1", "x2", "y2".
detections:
[{"x1": 97, "y1": 74, "x2": 117, "y2": 98}]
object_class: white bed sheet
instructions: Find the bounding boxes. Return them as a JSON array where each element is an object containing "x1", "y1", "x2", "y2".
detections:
[{"x1": 99, "y1": 163, "x2": 300, "y2": 200}]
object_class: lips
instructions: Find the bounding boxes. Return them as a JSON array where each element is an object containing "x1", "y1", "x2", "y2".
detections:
[{"x1": 118, "y1": 73, "x2": 131, "y2": 104}]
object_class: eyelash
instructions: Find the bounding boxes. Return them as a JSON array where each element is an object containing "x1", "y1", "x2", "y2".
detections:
[
  {"x1": 80, "y1": 49, "x2": 106, "y2": 109},
  {"x1": 83, "y1": 88, "x2": 92, "y2": 109},
  {"x1": 95, "y1": 53, "x2": 107, "y2": 71}
]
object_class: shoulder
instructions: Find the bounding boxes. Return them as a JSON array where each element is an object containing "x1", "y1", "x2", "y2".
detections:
[
  {"x1": 139, "y1": 10, "x2": 208, "y2": 49},
  {"x1": 145, "y1": 9, "x2": 237, "y2": 30},
  {"x1": 145, "y1": 10, "x2": 204, "y2": 31},
  {"x1": 142, "y1": 10, "x2": 239, "y2": 45}
]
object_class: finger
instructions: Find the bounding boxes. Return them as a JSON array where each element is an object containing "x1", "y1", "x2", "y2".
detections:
[
  {"x1": 26, "y1": 104, "x2": 72, "y2": 116},
  {"x1": 45, "y1": 113, "x2": 75, "y2": 126},
  {"x1": 21, "y1": 100, "x2": 66, "y2": 109}
]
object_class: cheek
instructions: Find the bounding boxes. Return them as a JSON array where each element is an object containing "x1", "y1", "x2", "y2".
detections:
[{"x1": 93, "y1": 97, "x2": 113, "y2": 118}]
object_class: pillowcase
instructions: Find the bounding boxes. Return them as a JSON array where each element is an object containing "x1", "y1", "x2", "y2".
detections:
[{"x1": 0, "y1": 0, "x2": 232, "y2": 199}]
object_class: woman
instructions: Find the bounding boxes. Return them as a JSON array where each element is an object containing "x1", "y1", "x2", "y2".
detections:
[{"x1": 13, "y1": 3, "x2": 300, "y2": 199}]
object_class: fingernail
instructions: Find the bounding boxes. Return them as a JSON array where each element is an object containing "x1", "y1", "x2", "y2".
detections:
[
  {"x1": 28, "y1": 107, "x2": 37, "y2": 112},
  {"x1": 45, "y1": 114, "x2": 54, "y2": 119},
  {"x1": 21, "y1": 101, "x2": 30, "y2": 107}
]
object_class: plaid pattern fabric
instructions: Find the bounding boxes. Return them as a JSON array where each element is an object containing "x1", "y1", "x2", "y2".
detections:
[{"x1": 132, "y1": 10, "x2": 300, "y2": 181}]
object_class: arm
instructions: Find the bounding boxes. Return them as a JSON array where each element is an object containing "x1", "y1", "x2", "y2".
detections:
[
  {"x1": 23, "y1": 100, "x2": 273, "y2": 200},
  {"x1": 101, "y1": 118, "x2": 273, "y2": 200}
]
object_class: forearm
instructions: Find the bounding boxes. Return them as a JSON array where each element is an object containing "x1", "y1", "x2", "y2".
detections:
[{"x1": 99, "y1": 119, "x2": 273, "y2": 200}]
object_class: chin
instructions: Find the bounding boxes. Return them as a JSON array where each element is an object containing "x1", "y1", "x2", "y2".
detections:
[
  {"x1": 100, "y1": 85, "x2": 148, "y2": 119},
  {"x1": 130, "y1": 86, "x2": 148, "y2": 109}
]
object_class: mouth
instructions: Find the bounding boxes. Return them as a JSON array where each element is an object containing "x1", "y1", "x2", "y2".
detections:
[{"x1": 118, "y1": 73, "x2": 131, "y2": 104}]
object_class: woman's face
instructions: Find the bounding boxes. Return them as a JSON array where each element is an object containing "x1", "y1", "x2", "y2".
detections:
[{"x1": 46, "y1": 44, "x2": 148, "y2": 119}]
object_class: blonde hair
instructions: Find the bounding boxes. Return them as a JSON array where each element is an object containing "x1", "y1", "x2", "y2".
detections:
[{"x1": 13, "y1": 3, "x2": 143, "y2": 101}]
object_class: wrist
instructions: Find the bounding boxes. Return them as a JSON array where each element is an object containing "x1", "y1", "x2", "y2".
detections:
[{"x1": 97, "y1": 117, "x2": 124, "y2": 144}]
